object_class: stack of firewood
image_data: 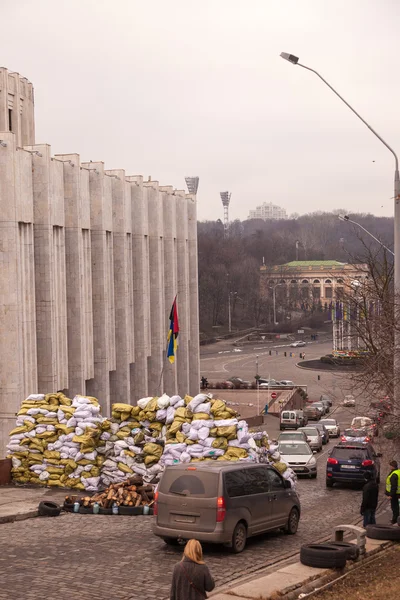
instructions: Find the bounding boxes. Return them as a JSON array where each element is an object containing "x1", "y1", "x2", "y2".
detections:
[{"x1": 66, "y1": 475, "x2": 155, "y2": 509}]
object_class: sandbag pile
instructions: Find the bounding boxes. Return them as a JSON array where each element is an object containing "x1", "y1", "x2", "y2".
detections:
[
  {"x1": 100, "y1": 393, "x2": 297, "y2": 488},
  {"x1": 7, "y1": 393, "x2": 109, "y2": 491}
]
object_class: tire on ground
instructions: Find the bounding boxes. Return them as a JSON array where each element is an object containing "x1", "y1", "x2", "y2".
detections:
[
  {"x1": 38, "y1": 501, "x2": 61, "y2": 517},
  {"x1": 300, "y1": 543, "x2": 347, "y2": 569},
  {"x1": 366, "y1": 524, "x2": 400, "y2": 541},
  {"x1": 323, "y1": 542, "x2": 360, "y2": 560}
]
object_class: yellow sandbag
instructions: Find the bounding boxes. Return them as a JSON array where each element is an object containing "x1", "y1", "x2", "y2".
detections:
[
  {"x1": 55, "y1": 424, "x2": 75, "y2": 435},
  {"x1": 133, "y1": 431, "x2": 144, "y2": 445},
  {"x1": 23, "y1": 420, "x2": 36, "y2": 431},
  {"x1": 43, "y1": 450, "x2": 61, "y2": 460},
  {"x1": 60, "y1": 405, "x2": 75, "y2": 416},
  {"x1": 47, "y1": 479, "x2": 62, "y2": 487},
  {"x1": 174, "y1": 407, "x2": 187, "y2": 420},
  {"x1": 9, "y1": 426, "x2": 28, "y2": 436},
  {"x1": 113, "y1": 402, "x2": 134, "y2": 414},
  {"x1": 176, "y1": 431, "x2": 187, "y2": 443},
  {"x1": 214, "y1": 410, "x2": 234, "y2": 420},
  {"x1": 90, "y1": 466, "x2": 100, "y2": 477},
  {"x1": 96, "y1": 455, "x2": 105, "y2": 467},
  {"x1": 143, "y1": 411, "x2": 156, "y2": 421},
  {"x1": 209, "y1": 428, "x2": 218, "y2": 437},
  {"x1": 49, "y1": 474, "x2": 61, "y2": 481},
  {"x1": 131, "y1": 406, "x2": 141, "y2": 417},
  {"x1": 36, "y1": 431, "x2": 58, "y2": 439},
  {"x1": 45, "y1": 458, "x2": 62, "y2": 465},
  {"x1": 37, "y1": 417, "x2": 58, "y2": 425},
  {"x1": 123, "y1": 450, "x2": 136, "y2": 458},
  {"x1": 144, "y1": 454, "x2": 160, "y2": 466},
  {"x1": 149, "y1": 421, "x2": 163, "y2": 432},
  {"x1": 112, "y1": 410, "x2": 120, "y2": 420},
  {"x1": 168, "y1": 420, "x2": 182, "y2": 435},
  {"x1": 212, "y1": 437, "x2": 228, "y2": 450},
  {"x1": 14, "y1": 476, "x2": 30, "y2": 483},
  {"x1": 216, "y1": 426, "x2": 237, "y2": 439},
  {"x1": 11, "y1": 467, "x2": 26, "y2": 475},
  {"x1": 118, "y1": 462, "x2": 133, "y2": 474},
  {"x1": 210, "y1": 399, "x2": 225, "y2": 414},
  {"x1": 58, "y1": 394, "x2": 72, "y2": 406},
  {"x1": 74, "y1": 482, "x2": 85, "y2": 490},
  {"x1": 119, "y1": 426, "x2": 131, "y2": 434},
  {"x1": 184, "y1": 395, "x2": 193, "y2": 405},
  {"x1": 28, "y1": 453, "x2": 44, "y2": 462},
  {"x1": 60, "y1": 474, "x2": 68, "y2": 483},
  {"x1": 146, "y1": 397, "x2": 158, "y2": 413},
  {"x1": 81, "y1": 471, "x2": 93, "y2": 479},
  {"x1": 121, "y1": 411, "x2": 131, "y2": 422},
  {"x1": 60, "y1": 459, "x2": 77, "y2": 469},
  {"x1": 116, "y1": 431, "x2": 130, "y2": 439},
  {"x1": 225, "y1": 447, "x2": 248, "y2": 459},
  {"x1": 12, "y1": 451, "x2": 29, "y2": 459},
  {"x1": 273, "y1": 462, "x2": 287, "y2": 474},
  {"x1": 143, "y1": 443, "x2": 163, "y2": 459},
  {"x1": 190, "y1": 457, "x2": 204, "y2": 462},
  {"x1": 76, "y1": 459, "x2": 93, "y2": 466},
  {"x1": 192, "y1": 413, "x2": 210, "y2": 421},
  {"x1": 47, "y1": 466, "x2": 65, "y2": 474},
  {"x1": 17, "y1": 408, "x2": 29, "y2": 415}
]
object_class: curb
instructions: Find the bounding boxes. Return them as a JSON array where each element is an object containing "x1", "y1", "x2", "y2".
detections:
[{"x1": 0, "y1": 509, "x2": 38, "y2": 525}]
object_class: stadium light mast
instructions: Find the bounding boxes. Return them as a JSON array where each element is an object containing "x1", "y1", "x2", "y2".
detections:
[
  {"x1": 220, "y1": 191, "x2": 231, "y2": 236},
  {"x1": 185, "y1": 176, "x2": 199, "y2": 195}
]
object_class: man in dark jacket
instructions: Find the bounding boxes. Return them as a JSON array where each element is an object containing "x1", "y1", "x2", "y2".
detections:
[
  {"x1": 385, "y1": 460, "x2": 400, "y2": 524},
  {"x1": 360, "y1": 471, "x2": 379, "y2": 527}
]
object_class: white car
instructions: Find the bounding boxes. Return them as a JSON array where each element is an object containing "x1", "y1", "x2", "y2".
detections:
[
  {"x1": 279, "y1": 380, "x2": 295, "y2": 387},
  {"x1": 343, "y1": 395, "x2": 355, "y2": 407},
  {"x1": 278, "y1": 441, "x2": 317, "y2": 478},
  {"x1": 290, "y1": 341, "x2": 306, "y2": 347},
  {"x1": 319, "y1": 418, "x2": 340, "y2": 437}
]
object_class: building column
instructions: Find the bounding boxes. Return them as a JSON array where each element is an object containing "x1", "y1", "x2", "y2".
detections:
[
  {"x1": 187, "y1": 193, "x2": 200, "y2": 396},
  {"x1": 175, "y1": 190, "x2": 190, "y2": 394}
]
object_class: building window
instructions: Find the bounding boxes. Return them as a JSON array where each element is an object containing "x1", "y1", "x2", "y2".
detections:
[
  {"x1": 290, "y1": 279, "x2": 297, "y2": 284},
  {"x1": 279, "y1": 279, "x2": 286, "y2": 284},
  {"x1": 325, "y1": 279, "x2": 332, "y2": 284},
  {"x1": 337, "y1": 278, "x2": 344, "y2": 283},
  {"x1": 325, "y1": 287, "x2": 332, "y2": 299},
  {"x1": 313, "y1": 279, "x2": 320, "y2": 284},
  {"x1": 8, "y1": 109, "x2": 12, "y2": 132},
  {"x1": 301, "y1": 279, "x2": 309, "y2": 284}
]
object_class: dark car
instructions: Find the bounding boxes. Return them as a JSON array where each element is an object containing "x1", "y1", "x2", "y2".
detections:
[
  {"x1": 314, "y1": 423, "x2": 329, "y2": 445},
  {"x1": 304, "y1": 405, "x2": 321, "y2": 421},
  {"x1": 320, "y1": 394, "x2": 333, "y2": 407},
  {"x1": 326, "y1": 442, "x2": 382, "y2": 488},
  {"x1": 225, "y1": 377, "x2": 251, "y2": 389}
]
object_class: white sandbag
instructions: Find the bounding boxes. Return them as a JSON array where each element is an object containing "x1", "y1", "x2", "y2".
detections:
[
  {"x1": 198, "y1": 437, "x2": 214, "y2": 447},
  {"x1": 82, "y1": 476, "x2": 100, "y2": 489},
  {"x1": 39, "y1": 471, "x2": 50, "y2": 480},
  {"x1": 187, "y1": 393, "x2": 209, "y2": 412},
  {"x1": 75, "y1": 427, "x2": 84, "y2": 436},
  {"x1": 147, "y1": 463, "x2": 163, "y2": 475},
  {"x1": 166, "y1": 406, "x2": 175, "y2": 425},
  {"x1": 164, "y1": 443, "x2": 187, "y2": 454},
  {"x1": 137, "y1": 397, "x2": 153, "y2": 409},
  {"x1": 203, "y1": 448, "x2": 224, "y2": 458},
  {"x1": 72, "y1": 395, "x2": 91, "y2": 406},
  {"x1": 157, "y1": 393, "x2": 170, "y2": 409},
  {"x1": 74, "y1": 411, "x2": 91, "y2": 421},
  {"x1": 26, "y1": 408, "x2": 40, "y2": 416},
  {"x1": 186, "y1": 428, "x2": 199, "y2": 442},
  {"x1": 198, "y1": 427, "x2": 210, "y2": 441},
  {"x1": 100, "y1": 431, "x2": 111, "y2": 441},
  {"x1": 82, "y1": 451, "x2": 97, "y2": 461},
  {"x1": 78, "y1": 421, "x2": 98, "y2": 430},
  {"x1": 57, "y1": 409, "x2": 65, "y2": 421},
  {"x1": 46, "y1": 425, "x2": 56, "y2": 432},
  {"x1": 156, "y1": 409, "x2": 167, "y2": 422},
  {"x1": 173, "y1": 399, "x2": 185, "y2": 409},
  {"x1": 193, "y1": 402, "x2": 211, "y2": 414},
  {"x1": 19, "y1": 415, "x2": 36, "y2": 423},
  {"x1": 179, "y1": 452, "x2": 191, "y2": 463},
  {"x1": 9, "y1": 434, "x2": 26, "y2": 442},
  {"x1": 190, "y1": 420, "x2": 214, "y2": 430},
  {"x1": 26, "y1": 394, "x2": 45, "y2": 401},
  {"x1": 110, "y1": 422, "x2": 119, "y2": 434},
  {"x1": 169, "y1": 395, "x2": 182, "y2": 406},
  {"x1": 35, "y1": 426, "x2": 46, "y2": 434},
  {"x1": 11, "y1": 457, "x2": 22, "y2": 468},
  {"x1": 213, "y1": 418, "x2": 238, "y2": 427},
  {"x1": 6, "y1": 444, "x2": 29, "y2": 452}
]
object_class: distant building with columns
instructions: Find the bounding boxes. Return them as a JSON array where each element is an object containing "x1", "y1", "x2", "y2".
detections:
[
  {"x1": 248, "y1": 202, "x2": 287, "y2": 221},
  {"x1": 260, "y1": 260, "x2": 368, "y2": 308},
  {"x1": 0, "y1": 67, "x2": 200, "y2": 456}
]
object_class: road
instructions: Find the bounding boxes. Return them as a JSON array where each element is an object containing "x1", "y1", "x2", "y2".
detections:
[{"x1": 0, "y1": 398, "x2": 391, "y2": 600}]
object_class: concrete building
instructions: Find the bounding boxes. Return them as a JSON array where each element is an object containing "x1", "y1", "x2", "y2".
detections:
[
  {"x1": 260, "y1": 260, "x2": 369, "y2": 307},
  {"x1": 248, "y1": 202, "x2": 287, "y2": 221},
  {"x1": 0, "y1": 68, "x2": 200, "y2": 456}
]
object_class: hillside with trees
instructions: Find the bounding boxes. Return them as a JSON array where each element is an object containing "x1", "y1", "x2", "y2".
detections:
[{"x1": 197, "y1": 211, "x2": 393, "y2": 337}]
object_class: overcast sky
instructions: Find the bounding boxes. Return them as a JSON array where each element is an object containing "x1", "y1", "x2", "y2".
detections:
[{"x1": 2, "y1": 1, "x2": 400, "y2": 221}]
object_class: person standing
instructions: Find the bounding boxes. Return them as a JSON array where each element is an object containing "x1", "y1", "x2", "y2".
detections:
[
  {"x1": 360, "y1": 471, "x2": 379, "y2": 526},
  {"x1": 170, "y1": 539, "x2": 215, "y2": 600},
  {"x1": 385, "y1": 460, "x2": 400, "y2": 524}
]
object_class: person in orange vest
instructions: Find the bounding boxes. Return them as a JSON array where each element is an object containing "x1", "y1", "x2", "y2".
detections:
[{"x1": 385, "y1": 460, "x2": 400, "y2": 524}]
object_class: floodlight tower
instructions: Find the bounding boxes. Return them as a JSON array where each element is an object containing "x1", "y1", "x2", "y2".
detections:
[
  {"x1": 185, "y1": 176, "x2": 199, "y2": 195},
  {"x1": 220, "y1": 191, "x2": 231, "y2": 236}
]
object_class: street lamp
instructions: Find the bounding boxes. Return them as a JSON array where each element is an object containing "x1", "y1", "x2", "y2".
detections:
[
  {"x1": 268, "y1": 284, "x2": 285, "y2": 325},
  {"x1": 281, "y1": 51, "x2": 400, "y2": 404},
  {"x1": 338, "y1": 215, "x2": 394, "y2": 256}
]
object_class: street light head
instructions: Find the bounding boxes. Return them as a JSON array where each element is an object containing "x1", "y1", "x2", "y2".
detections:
[
  {"x1": 280, "y1": 52, "x2": 299, "y2": 64},
  {"x1": 338, "y1": 214, "x2": 349, "y2": 221}
]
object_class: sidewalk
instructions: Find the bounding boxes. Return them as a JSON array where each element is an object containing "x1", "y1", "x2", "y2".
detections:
[{"x1": 0, "y1": 485, "x2": 67, "y2": 523}]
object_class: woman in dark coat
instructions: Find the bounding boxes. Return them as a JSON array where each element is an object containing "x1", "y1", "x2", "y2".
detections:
[{"x1": 170, "y1": 539, "x2": 215, "y2": 600}]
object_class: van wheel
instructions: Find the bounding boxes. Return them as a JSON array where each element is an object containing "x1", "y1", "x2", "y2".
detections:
[
  {"x1": 231, "y1": 522, "x2": 247, "y2": 553},
  {"x1": 163, "y1": 538, "x2": 180, "y2": 546},
  {"x1": 326, "y1": 479, "x2": 334, "y2": 488},
  {"x1": 285, "y1": 508, "x2": 299, "y2": 535}
]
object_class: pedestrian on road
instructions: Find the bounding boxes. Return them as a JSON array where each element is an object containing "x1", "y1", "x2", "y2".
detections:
[
  {"x1": 170, "y1": 539, "x2": 215, "y2": 600},
  {"x1": 360, "y1": 471, "x2": 379, "y2": 527},
  {"x1": 385, "y1": 460, "x2": 400, "y2": 524}
]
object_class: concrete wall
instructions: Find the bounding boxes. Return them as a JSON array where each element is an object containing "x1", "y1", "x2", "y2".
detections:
[{"x1": 0, "y1": 70, "x2": 200, "y2": 456}]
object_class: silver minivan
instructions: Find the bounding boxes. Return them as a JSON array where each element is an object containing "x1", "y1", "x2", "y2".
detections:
[
  {"x1": 153, "y1": 462, "x2": 301, "y2": 553},
  {"x1": 280, "y1": 410, "x2": 301, "y2": 430}
]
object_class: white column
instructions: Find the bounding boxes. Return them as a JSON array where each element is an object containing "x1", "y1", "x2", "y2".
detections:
[
  {"x1": 187, "y1": 193, "x2": 200, "y2": 396},
  {"x1": 175, "y1": 190, "x2": 190, "y2": 394}
]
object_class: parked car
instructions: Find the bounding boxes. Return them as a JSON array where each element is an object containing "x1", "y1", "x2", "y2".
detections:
[
  {"x1": 278, "y1": 441, "x2": 317, "y2": 478},
  {"x1": 290, "y1": 340, "x2": 306, "y2": 347},
  {"x1": 311, "y1": 402, "x2": 327, "y2": 416},
  {"x1": 319, "y1": 398, "x2": 331, "y2": 414},
  {"x1": 294, "y1": 409, "x2": 308, "y2": 427},
  {"x1": 279, "y1": 380, "x2": 295, "y2": 387},
  {"x1": 320, "y1": 394, "x2": 333, "y2": 407},
  {"x1": 343, "y1": 395, "x2": 356, "y2": 407},
  {"x1": 319, "y1": 418, "x2": 340, "y2": 438},
  {"x1": 225, "y1": 377, "x2": 251, "y2": 389},
  {"x1": 303, "y1": 405, "x2": 321, "y2": 421},
  {"x1": 298, "y1": 426, "x2": 323, "y2": 452},
  {"x1": 153, "y1": 463, "x2": 301, "y2": 553},
  {"x1": 258, "y1": 378, "x2": 278, "y2": 387},
  {"x1": 341, "y1": 428, "x2": 371, "y2": 444},
  {"x1": 278, "y1": 431, "x2": 308, "y2": 444},
  {"x1": 280, "y1": 410, "x2": 301, "y2": 430},
  {"x1": 351, "y1": 416, "x2": 378, "y2": 437},
  {"x1": 326, "y1": 442, "x2": 382, "y2": 487},
  {"x1": 314, "y1": 423, "x2": 329, "y2": 445}
]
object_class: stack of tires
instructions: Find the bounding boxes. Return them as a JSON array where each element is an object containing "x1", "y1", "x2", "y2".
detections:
[{"x1": 300, "y1": 542, "x2": 359, "y2": 569}]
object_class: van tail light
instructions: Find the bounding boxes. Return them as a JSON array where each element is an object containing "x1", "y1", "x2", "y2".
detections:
[
  {"x1": 362, "y1": 460, "x2": 374, "y2": 467},
  {"x1": 365, "y1": 437, "x2": 371, "y2": 442},
  {"x1": 216, "y1": 496, "x2": 226, "y2": 522},
  {"x1": 153, "y1": 490, "x2": 158, "y2": 516},
  {"x1": 327, "y1": 457, "x2": 338, "y2": 465},
  {"x1": 341, "y1": 436, "x2": 346, "y2": 442}
]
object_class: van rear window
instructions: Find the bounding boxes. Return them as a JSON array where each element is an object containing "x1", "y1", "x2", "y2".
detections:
[
  {"x1": 282, "y1": 412, "x2": 294, "y2": 419},
  {"x1": 159, "y1": 471, "x2": 219, "y2": 498}
]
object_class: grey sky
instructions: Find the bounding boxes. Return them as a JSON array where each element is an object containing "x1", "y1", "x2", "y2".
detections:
[{"x1": 2, "y1": 0, "x2": 400, "y2": 221}]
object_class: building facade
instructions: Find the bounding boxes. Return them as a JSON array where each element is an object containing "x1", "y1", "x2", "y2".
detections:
[
  {"x1": 248, "y1": 202, "x2": 287, "y2": 221},
  {"x1": 260, "y1": 260, "x2": 369, "y2": 308},
  {"x1": 0, "y1": 68, "x2": 200, "y2": 456}
]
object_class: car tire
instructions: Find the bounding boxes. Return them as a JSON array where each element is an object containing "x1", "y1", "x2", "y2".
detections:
[
  {"x1": 38, "y1": 501, "x2": 61, "y2": 517},
  {"x1": 230, "y1": 521, "x2": 247, "y2": 553},
  {"x1": 311, "y1": 472, "x2": 317, "y2": 479},
  {"x1": 326, "y1": 479, "x2": 334, "y2": 488},
  {"x1": 284, "y1": 508, "x2": 299, "y2": 535},
  {"x1": 366, "y1": 525, "x2": 400, "y2": 541},
  {"x1": 376, "y1": 473, "x2": 380, "y2": 484},
  {"x1": 324, "y1": 542, "x2": 360, "y2": 561},
  {"x1": 300, "y1": 543, "x2": 347, "y2": 569},
  {"x1": 163, "y1": 537, "x2": 180, "y2": 546}
]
